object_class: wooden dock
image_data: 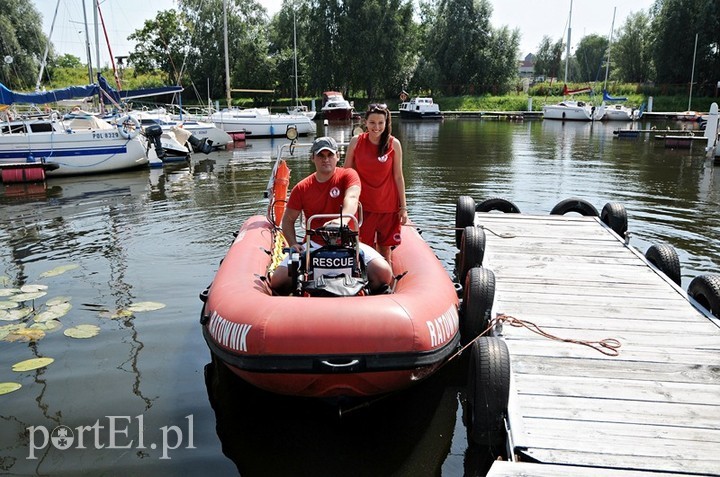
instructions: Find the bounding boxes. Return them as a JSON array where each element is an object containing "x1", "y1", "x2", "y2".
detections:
[{"x1": 473, "y1": 213, "x2": 720, "y2": 475}]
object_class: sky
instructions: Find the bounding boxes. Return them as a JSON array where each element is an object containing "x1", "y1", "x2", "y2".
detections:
[{"x1": 33, "y1": 0, "x2": 656, "y2": 66}]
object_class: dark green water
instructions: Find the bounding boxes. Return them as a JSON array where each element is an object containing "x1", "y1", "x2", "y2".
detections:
[{"x1": 0, "y1": 117, "x2": 717, "y2": 476}]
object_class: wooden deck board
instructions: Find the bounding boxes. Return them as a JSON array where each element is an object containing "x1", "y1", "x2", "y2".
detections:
[
  {"x1": 487, "y1": 461, "x2": 691, "y2": 477},
  {"x1": 474, "y1": 213, "x2": 720, "y2": 475}
]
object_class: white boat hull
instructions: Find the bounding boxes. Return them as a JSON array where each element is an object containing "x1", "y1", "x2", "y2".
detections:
[
  {"x1": 543, "y1": 102, "x2": 605, "y2": 121},
  {"x1": 602, "y1": 104, "x2": 639, "y2": 121},
  {"x1": 0, "y1": 131, "x2": 148, "y2": 176},
  {"x1": 210, "y1": 108, "x2": 316, "y2": 137}
]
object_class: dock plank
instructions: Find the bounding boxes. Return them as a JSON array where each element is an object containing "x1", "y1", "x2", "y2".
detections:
[{"x1": 475, "y1": 212, "x2": 720, "y2": 475}]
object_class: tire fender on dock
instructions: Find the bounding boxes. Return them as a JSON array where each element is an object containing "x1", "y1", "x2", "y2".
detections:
[
  {"x1": 457, "y1": 226, "x2": 486, "y2": 284},
  {"x1": 455, "y1": 196, "x2": 476, "y2": 248},
  {"x1": 687, "y1": 274, "x2": 720, "y2": 318},
  {"x1": 645, "y1": 244, "x2": 681, "y2": 286},
  {"x1": 601, "y1": 202, "x2": 628, "y2": 237},
  {"x1": 461, "y1": 267, "x2": 495, "y2": 344},
  {"x1": 476, "y1": 198, "x2": 521, "y2": 214},
  {"x1": 550, "y1": 198, "x2": 599, "y2": 216}
]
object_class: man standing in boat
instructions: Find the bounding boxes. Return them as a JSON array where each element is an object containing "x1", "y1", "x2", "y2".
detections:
[{"x1": 270, "y1": 136, "x2": 393, "y2": 294}]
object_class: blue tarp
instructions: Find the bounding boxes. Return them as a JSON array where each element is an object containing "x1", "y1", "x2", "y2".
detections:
[
  {"x1": 0, "y1": 82, "x2": 98, "y2": 105},
  {"x1": 603, "y1": 89, "x2": 628, "y2": 102},
  {"x1": 0, "y1": 75, "x2": 183, "y2": 106}
]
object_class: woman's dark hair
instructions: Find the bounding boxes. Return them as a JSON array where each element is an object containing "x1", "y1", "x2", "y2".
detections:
[{"x1": 366, "y1": 103, "x2": 391, "y2": 156}]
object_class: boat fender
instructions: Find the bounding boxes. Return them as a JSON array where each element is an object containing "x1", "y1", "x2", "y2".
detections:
[
  {"x1": 455, "y1": 196, "x2": 476, "y2": 248},
  {"x1": 461, "y1": 266, "x2": 496, "y2": 344},
  {"x1": 645, "y1": 244, "x2": 681, "y2": 286},
  {"x1": 600, "y1": 202, "x2": 628, "y2": 237},
  {"x1": 476, "y1": 198, "x2": 521, "y2": 214},
  {"x1": 118, "y1": 115, "x2": 141, "y2": 139},
  {"x1": 687, "y1": 274, "x2": 720, "y2": 318},
  {"x1": 457, "y1": 226, "x2": 486, "y2": 284},
  {"x1": 550, "y1": 198, "x2": 598, "y2": 217}
]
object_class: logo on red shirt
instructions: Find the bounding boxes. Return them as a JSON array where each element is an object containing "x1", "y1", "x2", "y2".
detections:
[
  {"x1": 378, "y1": 154, "x2": 389, "y2": 163},
  {"x1": 330, "y1": 187, "x2": 340, "y2": 198}
]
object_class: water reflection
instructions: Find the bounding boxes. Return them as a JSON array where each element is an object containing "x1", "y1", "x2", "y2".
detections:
[
  {"x1": 0, "y1": 117, "x2": 718, "y2": 476},
  {"x1": 204, "y1": 355, "x2": 498, "y2": 476}
]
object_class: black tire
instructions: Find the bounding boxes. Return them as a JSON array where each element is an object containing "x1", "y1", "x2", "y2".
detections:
[
  {"x1": 687, "y1": 274, "x2": 720, "y2": 318},
  {"x1": 601, "y1": 202, "x2": 628, "y2": 237},
  {"x1": 476, "y1": 198, "x2": 521, "y2": 214},
  {"x1": 645, "y1": 244, "x2": 681, "y2": 286},
  {"x1": 461, "y1": 267, "x2": 496, "y2": 344},
  {"x1": 550, "y1": 198, "x2": 599, "y2": 216},
  {"x1": 458, "y1": 226, "x2": 486, "y2": 284},
  {"x1": 455, "y1": 196, "x2": 476, "y2": 249},
  {"x1": 467, "y1": 337, "x2": 511, "y2": 448}
]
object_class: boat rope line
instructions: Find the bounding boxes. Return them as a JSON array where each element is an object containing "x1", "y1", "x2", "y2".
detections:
[
  {"x1": 401, "y1": 223, "x2": 517, "y2": 239},
  {"x1": 490, "y1": 313, "x2": 622, "y2": 357}
]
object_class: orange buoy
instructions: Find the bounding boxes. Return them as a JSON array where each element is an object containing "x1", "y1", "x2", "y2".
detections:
[{"x1": 271, "y1": 159, "x2": 290, "y2": 226}]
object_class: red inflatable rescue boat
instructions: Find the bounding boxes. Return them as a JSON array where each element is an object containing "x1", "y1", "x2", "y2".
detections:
[{"x1": 200, "y1": 144, "x2": 462, "y2": 398}]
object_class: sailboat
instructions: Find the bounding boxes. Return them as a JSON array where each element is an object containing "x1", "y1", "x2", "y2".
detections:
[
  {"x1": 601, "y1": 8, "x2": 640, "y2": 121},
  {"x1": 209, "y1": 0, "x2": 316, "y2": 137},
  {"x1": 286, "y1": 5, "x2": 315, "y2": 119},
  {"x1": 542, "y1": 0, "x2": 605, "y2": 121}
]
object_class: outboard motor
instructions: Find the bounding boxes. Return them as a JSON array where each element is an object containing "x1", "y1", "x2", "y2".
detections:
[
  {"x1": 187, "y1": 134, "x2": 214, "y2": 154},
  {"x1": 143, "y1": 123, "x2": 166, "y2": 159}
]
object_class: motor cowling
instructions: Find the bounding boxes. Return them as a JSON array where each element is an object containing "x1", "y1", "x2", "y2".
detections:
[
  {"x1": 187, "y1": 134, "x2": 213, "y2": 154},
  {"x1": 143, "y1": 124, "x2": 165, "y2": 159}
]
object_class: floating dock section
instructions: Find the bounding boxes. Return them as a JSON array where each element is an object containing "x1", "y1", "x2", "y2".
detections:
[{"x1": 474, "y1": 213, "x2": 720, "y2": 475}]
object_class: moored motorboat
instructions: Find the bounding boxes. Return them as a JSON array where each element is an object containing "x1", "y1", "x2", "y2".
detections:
[
  {"x1": 399, "y1": 97, "x2": 444, "y2": 120},
  {"x1": 199, "y1": 140, "x2": 465, "y2": 398},
  {"x1": 320, "y1": 91, "x2": 354, "y2": 121}
]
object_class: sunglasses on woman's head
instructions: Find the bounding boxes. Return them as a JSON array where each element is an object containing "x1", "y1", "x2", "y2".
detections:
[{"x1": 368, "y1": 103, "x2": 387, "y2": 112}]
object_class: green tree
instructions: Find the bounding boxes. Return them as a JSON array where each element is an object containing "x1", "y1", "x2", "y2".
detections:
[
  {"x1": 533, "y1": 36, "x2": 563, "y2": 80},
  {"x1": 305, "y1": 0, "x2": 345, "y2": 96},
  {"x1": 0, "y1": 0, "x2": 48, "y2": 90},
  {"x1": 650, "y1": 0, "x2": 706, "y2": 86},
  {"x1": 338, "y1": 0, "x2": 417, "y2": 99},
  {"x1": 477, "y1": 25, "x2": 520, "y2": 94},
  {"x1": 54, "y1": 54, "x2": 83, "y2": 70},
  {"x1": 574, "y1": 34, "x2": 607, "y2": 83},
  {"x1": 128, "y1": 9, "x2": 191, "y2": 85},
  {"x1": 178, "y1": 0, "x2": 274, "y2": 106},
  {"x1": 425, "y1": 0, "x2": 492, "y2": 95},
  {"x1": 613, "y1": 11, "x2": 652, "y2": 83}
]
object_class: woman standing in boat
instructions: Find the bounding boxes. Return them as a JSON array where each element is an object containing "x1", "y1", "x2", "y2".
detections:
[{"x1": 344, "y1": 103, "x2": 408, "y2": 264}]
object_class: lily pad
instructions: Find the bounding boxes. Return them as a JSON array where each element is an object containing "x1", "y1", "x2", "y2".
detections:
[
  {"x1": 127, "y1": 302, "x2": 166, "y2": 312},
  {"x1": 4, "y1": 308, "x2": 32, "y2": 321},
  {"x1": 34, "y1": 302, "x2": 72, "y2": 322},
  {"x1": 12, "y1": 357, "x2": 54, "y2": 372},
  {"x1": 0, "y1": 382, "x2": 22, "y2": 395},
  {"x1": 30, "y1": 320, "x2": 62, "y2": 332},
  {"x1": 0, "y1": 301, "x2": 20, "y2": 310},
  {"x1": 64, "y1": 324, "x2": 100, "y2": 339},
  {"x1": 0, "y1": 323, "x2": 26, "y2": 339},
  {"x1": 39, "y1": 264, "x2": 80, "y2": 278},
  {"x1": 4, "y1": 327, "x2": 46, "y2": 342},
  {"x1": 46, "y1": 296, "x2": 71, "y2": 306},
  {"x1": 20, "y1": 284, "x2": 49, "y2": 293},
  {"x1": 10, "y1": 291, "x2": 48, "y2": 302},
  {"x1": 107, "y1": 309, "x2": 134, "y2": 320},
  {"x1": 0, "y1": 288, "x2": 20, "y2": 297}
]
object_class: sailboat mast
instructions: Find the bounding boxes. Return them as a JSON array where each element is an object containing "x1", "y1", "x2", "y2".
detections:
[
  {"x1": 564, "y1": 0, "x2": 572, "y2": 85},
  {"x1": 223, "y1": 0, "x2": 231, "y2": 108},
  {"x1": 293, "y1": 5, "x2": 299, "y2": 107},
  {"x1": 603, "y1": 7, "x2": 616, "y2": 90},
  {"x1": 81, "y1": 0, "x2": 94, "y2": 84},
  {"x1": 36, "y1": 0, "x2": 60, "y2": 90},
  {"x1": 688, "y1": 33, "x2": 698, "y2": 111}
]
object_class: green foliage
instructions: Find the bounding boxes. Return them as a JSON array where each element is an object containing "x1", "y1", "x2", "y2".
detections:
[
  {"x1": 0, "y1": 0, "x2": 48, "y2": 89},
  {"x1": 613, "y1": 11, "x2": 652, "y2": 83},
  {"x1": 534, "y1": 36, "x2": 564, "y2": 79},
  {"x1": 128, "y1": 9, "x2": 190, "y2": 85},
  {"x1": 574, "y1": 34, "x2": 607, "y2": 83}
]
